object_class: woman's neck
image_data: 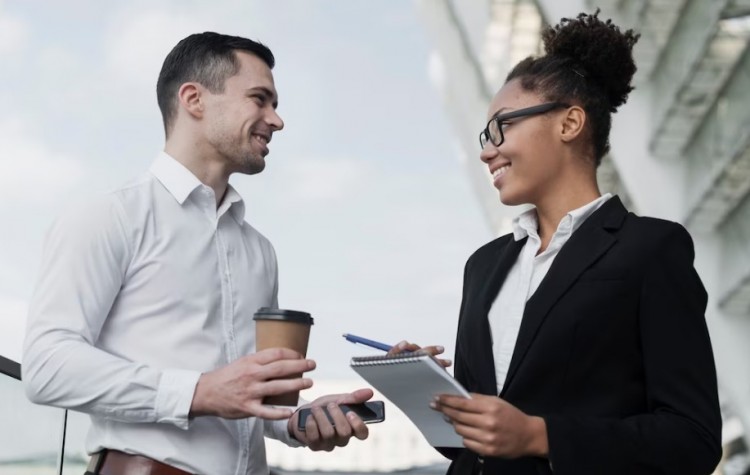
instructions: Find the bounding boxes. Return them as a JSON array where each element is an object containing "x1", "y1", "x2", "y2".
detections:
[{"x1": 534, "y1": 185, "x2": 601, "y2": 253}]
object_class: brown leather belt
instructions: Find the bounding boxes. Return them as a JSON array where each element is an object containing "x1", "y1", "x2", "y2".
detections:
[{"x1": 87, "y1": 449, "x2": 192, "y2": 475}]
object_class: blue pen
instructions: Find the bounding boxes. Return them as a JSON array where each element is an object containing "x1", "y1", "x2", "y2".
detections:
[{"x1": 342, "y1": 333, "x2": 394, "y2": 352}]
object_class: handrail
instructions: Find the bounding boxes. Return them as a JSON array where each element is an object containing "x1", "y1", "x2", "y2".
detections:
[
  {"x1": 0, "y1": 353, "x2": 67, "y2": 475},
  {"x1": 0, "y1": 354, "x2": 20, "y2": 380}
]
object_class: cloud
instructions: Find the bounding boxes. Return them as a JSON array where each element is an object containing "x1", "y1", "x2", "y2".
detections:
[
  {"x1": 285, "y1": 159, "x2": 372, "y2": 203},
  {"x1": 103, "y1": 8, "x2": 205, "y2": 89},
  {"x1": 0, "y1": 11, "x2": 28, "y2": 57},
  {"x1": 0, "y1": 296, "x2": 27, "y2": 362},
  {"x1": 0, "y1": 120, "x2": 86, "y2": 205},
  {"x1": 265, "y1": 157, "x2": 373, "y2": 204},
  {"x1": 427, "y1": 50, "x2": 446, "y2": 91},
  {"x1": 37, "y1": 44, "x2": 81, "y2": 77}
]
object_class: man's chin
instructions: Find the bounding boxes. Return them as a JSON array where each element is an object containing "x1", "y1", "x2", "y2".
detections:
[{"x1": 239, "y1": 157, "x2": 266, "y2": 175}]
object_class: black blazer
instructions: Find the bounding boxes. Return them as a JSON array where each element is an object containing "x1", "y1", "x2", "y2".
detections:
[{"x1": 440, "y1": 196, "x2": 722, "y2": 475}]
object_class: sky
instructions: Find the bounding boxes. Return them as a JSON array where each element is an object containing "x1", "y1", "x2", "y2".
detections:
[{"x1": 0, "y1": 0, "x2": 491, "y2": 380}]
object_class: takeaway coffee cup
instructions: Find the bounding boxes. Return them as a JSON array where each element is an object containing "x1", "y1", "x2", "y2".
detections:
[{"x1": 253, "y1": 307, "x2": 314, "y2": 406}]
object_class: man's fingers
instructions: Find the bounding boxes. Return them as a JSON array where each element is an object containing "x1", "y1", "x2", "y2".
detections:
[
  {"x1": 246, "y1": 402, "x2": 294, "y2": 420},
  {"x1": 310, "y1": 388, "x2": 373, "y2": 407},
  {"x1": 304, "y1": 415, "x2": 320, "y2": 444},
  {"x1": 326, "y1": 403, "x2": 353, "y2": 440},
  {"x1": 254, "y1": 358, "x2": 316, "y2": 381},
  {"x1": 347, "y1": 411, "x2": 369, "y2": 440},
  {"x1": 250, "y1": 347, "x2": 305, "y2": 365},
  {"x1": 312, "y1": 405, "x2": 336, "y2": 440},
  {"x1": 257, "y1": 377, "x2": 313, "y2": 398},
  {"x1": 334, "y1": 388, "x2": 374, "y2": 405}
]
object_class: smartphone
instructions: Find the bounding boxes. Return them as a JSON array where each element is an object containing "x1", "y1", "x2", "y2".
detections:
[{"x1": 297, "y1": 400, "x2": 385, "y2": 431}]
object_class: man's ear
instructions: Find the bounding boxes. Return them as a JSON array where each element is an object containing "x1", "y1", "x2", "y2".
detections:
[
  {"x1": 177, "y1": 82, "x2": 204, "y2": 119},
  {"x1": 559, "y1": 105, "x2": 586, "y2": 143}
]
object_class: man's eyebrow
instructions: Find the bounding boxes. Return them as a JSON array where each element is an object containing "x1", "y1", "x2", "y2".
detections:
[{"x1": 247, "y1": 87, "x2": 279, "y2": 108}]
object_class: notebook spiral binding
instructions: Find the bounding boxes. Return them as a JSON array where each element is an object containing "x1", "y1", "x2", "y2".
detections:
[{"x1": 350, "y1": 353, "x2": 431, "y2": 366}]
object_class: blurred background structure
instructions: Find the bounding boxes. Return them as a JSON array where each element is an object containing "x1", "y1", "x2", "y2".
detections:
[
  {"x1": 418, "y1": 0, "x2": 750, "y2": 473},
  {"x1": 1, "y1": 0, "x2": 749, "y2": 474}
]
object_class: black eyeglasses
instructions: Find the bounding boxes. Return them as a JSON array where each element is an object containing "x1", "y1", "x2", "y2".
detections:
[{"x1": 479, "y1": 102, "x2": 570, "y2": 149}]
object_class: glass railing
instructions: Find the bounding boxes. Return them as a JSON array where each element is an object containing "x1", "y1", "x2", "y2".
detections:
[
  {"x1": 4, "y1": 351, "x2": 749, "y2": 475},
  {"x1": 0, "y1": 354, "x2": 66, "y2": 475}
]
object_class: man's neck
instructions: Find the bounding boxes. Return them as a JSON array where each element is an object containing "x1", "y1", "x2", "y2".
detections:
[{"x1": 164, "y1": 142, "x2": 229, "y2": 208}]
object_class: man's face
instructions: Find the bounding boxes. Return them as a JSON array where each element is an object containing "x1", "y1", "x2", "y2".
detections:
[{"x1": 202, "y1": 51, "x2": 284, "y2": 175}]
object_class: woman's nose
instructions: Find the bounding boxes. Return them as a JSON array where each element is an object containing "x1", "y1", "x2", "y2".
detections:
[{"x1": 480, "y1": 143, "x2": 498, "y2": 163}]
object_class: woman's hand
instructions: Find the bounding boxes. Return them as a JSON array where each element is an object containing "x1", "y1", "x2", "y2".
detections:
[
  {"x1": 387, "y1": 340, "x2": 452, "y2": 368},
  {"x1": 432, "y1": 393, "x2": 548, "y2": 458}
]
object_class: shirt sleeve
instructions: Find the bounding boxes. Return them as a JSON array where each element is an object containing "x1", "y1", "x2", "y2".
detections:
[
  {"x1": 263, "y1": 417, "x2": 305, "y2": 448},
  {"x1": 22, "y1": 196, "x2": 200, "y2": 429},
  {"x1": 262, "y1": 395, "x2": 310, "y2": 448}
]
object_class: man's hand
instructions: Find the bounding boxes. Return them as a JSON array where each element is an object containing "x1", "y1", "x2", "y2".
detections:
[
  {"x1": 433, "y1": 393, "x2": 548, "y2": 458},
  {"x1": 387, "y1": 340, "x2": 452, "y2": 368},
  {"x1": 190, "y1": 348, "x2": 315, "y2": 420},
  {"x1": 289, "y1": 388, "x2": 374, "y2": 451}
]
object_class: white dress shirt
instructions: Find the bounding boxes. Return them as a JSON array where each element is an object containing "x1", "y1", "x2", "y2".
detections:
[
  {"x1": 488, "y1": 194, "x2": 612, "y2": 393},
  {"x1": 23, "y1": 152, "x2": 300, "y2": 475}
]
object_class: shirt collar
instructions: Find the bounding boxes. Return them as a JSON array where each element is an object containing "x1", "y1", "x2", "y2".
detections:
[
  {"x1": 513, "y1": 207, "x2": 539, "y2": 241},
  {"x1": 149, "y1": 152, "x2": 203, "y2": 205},
  {"x1": 222, "y1": 185, "x2": 246, "y2": 223},
  {"x1": 149, "y1": 152, "x2": 247, "y2": 223},
  {"x1": 512, "y1": 193, "x2": 613, "y2": 241}
]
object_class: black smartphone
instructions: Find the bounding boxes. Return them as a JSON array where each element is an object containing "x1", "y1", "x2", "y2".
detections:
[{"x1": 296, "y1": 400, "x2": 385, "y2": 431}]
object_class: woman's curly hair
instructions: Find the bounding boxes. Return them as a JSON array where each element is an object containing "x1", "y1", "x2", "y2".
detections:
[{"x1": 506, "y1": 10, "x2": 640, "y2": 165}]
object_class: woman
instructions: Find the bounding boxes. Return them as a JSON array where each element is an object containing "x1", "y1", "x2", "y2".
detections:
[{"x1": 400, "y1": 10, "x2": 722, "y2": 475}]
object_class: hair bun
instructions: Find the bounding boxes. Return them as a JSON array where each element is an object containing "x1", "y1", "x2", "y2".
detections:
[{"x1": 542, "y1": 10, "x2": 640, "y2": 111}]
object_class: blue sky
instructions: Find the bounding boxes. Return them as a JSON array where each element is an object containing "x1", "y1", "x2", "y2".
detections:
[{"x1": 0, "y1": 0, "x2": 490, "y2": 379}]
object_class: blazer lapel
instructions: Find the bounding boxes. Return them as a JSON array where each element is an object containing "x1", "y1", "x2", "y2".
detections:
[
  {"x1": 462, "y1": 236, "x2": 526, "y2": 395},
  {"x1": 500, "y1": 197, "x2": 628, "y2": 394}
]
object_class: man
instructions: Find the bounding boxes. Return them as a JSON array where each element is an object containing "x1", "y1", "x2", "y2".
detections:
[{"x1": 23, "y1": 32, "x2": 372, "y2": 475}]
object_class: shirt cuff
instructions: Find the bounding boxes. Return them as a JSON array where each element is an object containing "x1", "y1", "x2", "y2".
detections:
[
  {"x1": 263, "y1": 397, "x2": 309, "y2": 448},
  {"x1": 264, "y1": 415, "x2": 305, "y2": 448},
  {"x1": 154, "y1": 368, "x2": 201, "y2": 430}
]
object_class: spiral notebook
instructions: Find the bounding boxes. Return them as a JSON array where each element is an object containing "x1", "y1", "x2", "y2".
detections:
[{"x1": 350, "y1": 352, "x2": 470, "y2": 447}]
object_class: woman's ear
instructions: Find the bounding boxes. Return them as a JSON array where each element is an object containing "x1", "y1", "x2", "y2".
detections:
[
  {"x1": 177, "y1": 82, "x2": 204, "y2": 119},
  {"x1": 559, "y1": 105, "x2": 586, "y2": 143}
]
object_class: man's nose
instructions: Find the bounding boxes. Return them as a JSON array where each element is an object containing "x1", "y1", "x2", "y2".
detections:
[{"x1": 267, "y1": 108, "x2": 284, "y2": 132}]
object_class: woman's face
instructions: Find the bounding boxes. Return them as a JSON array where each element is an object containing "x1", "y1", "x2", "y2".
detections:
[{"x1": 480, "y1": 79, "x2": 567, "y2": 207}]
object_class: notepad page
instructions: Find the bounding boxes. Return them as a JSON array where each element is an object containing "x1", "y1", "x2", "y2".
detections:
[{"x1": 350, "y1": 355, "x2": 470, "y2": 447}]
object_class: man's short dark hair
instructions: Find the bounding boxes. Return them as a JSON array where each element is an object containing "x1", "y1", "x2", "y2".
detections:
[{"x1": 156, "y1": 32, "x2": 275, "y2": 136}]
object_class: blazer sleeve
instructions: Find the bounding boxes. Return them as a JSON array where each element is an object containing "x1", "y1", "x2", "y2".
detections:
[{"x1": 544, "y1": 224, "x2": 722, "y2": 475}]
